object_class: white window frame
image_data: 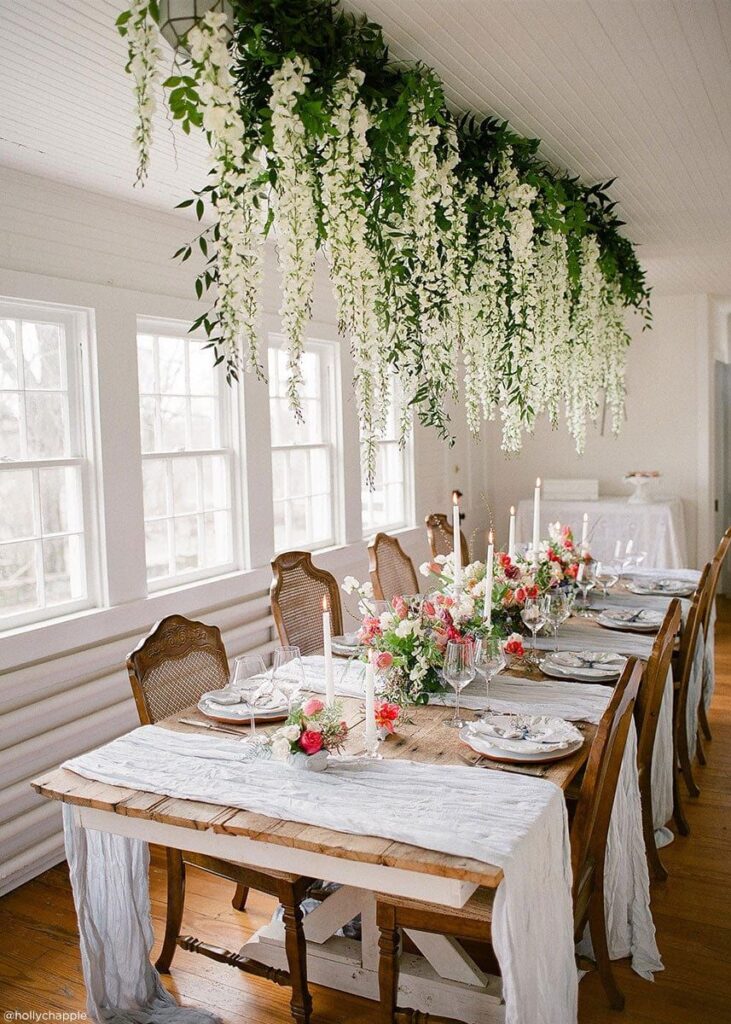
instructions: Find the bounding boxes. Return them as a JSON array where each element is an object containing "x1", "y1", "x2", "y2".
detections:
[
  {"x1": 137, "y1": 317, "x2": 242, "y2": 591},
  {"x1": 268, "y1": 334, "x2": 342, "y2": 553},
  {"x1": 0, "y1": 297, "x2": 100, "y2": 631},
  {"x1": 361, "y1": 386, "x2": 415, "y2": 538}
]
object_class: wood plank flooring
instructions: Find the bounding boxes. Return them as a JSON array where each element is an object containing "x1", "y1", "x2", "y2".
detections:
[{"x1": 2, "y1": 600, "x2": 730, "y2": 1023}]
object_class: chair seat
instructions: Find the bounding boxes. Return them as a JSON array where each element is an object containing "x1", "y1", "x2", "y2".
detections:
[{"x1": 379, "y1": 885, "x2": 495, "y2": 925}]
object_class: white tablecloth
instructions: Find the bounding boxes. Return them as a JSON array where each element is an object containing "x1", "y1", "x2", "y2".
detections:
[{"x1": 516, "y1": 497, "x2": 688, "y2": 569}]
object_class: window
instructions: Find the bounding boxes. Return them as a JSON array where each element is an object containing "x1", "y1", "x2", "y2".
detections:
[
  {"x1": 361, "y1": 379, "x2": 413, "y2": 535},
  {"x1": 0, "y1": 300, "x2": 95, "y2": 628},
  {"x1": 269, "y1": 337, "x2": 339, "y2": 552},
  {"x1": 137, "y1": 322, "x2": 236, "y2": 588}
]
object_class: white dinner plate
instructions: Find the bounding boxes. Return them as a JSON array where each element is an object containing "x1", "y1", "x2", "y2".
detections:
[
  {"x1": 332, "y1": 633, "x2": 362, "y2": 655},
  {"x1": 627, "y1": 578, "x2": 695, "y2": 597},
  {"x1": 197, "y1": 690, "x2": 289, "y2": 725},
  {"x1": 540, "y1": 651, "x2": 626, "y2": 682},
  {"x1": 596, "y1": 608, "x2": 662, "y2": 633},
  {"x1": 459, "y1": 722, "x2": 583, "y2": 764}
]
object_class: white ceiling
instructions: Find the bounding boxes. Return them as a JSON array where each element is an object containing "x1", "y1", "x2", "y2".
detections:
[{"x1": 1, "y1": 0, "x2": 730, "y2": 295}]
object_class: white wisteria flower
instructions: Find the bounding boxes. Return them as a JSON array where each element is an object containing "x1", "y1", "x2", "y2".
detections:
[{"x1": 121, "y1": 0, "x2": 161, "y2": 185}]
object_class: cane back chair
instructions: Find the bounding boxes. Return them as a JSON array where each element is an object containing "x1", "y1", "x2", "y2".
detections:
[
  {"x1": 425, "y1": 512, "x2": 470, "y2": 566},
  {"x1": 126, "y1": 615, "x2": 313, "y2": 1024},
  {"x1": 376, "y1": 658, "x2": 643, "y2": 1020},
  {"x1": 369, "y1": 532, "x2": 419, "y2": 602},
  {"x1": 270, "y1": 551, "x2": 344, "y2": 656}
]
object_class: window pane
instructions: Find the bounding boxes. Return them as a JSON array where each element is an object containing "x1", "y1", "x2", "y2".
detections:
[
  {"x1": 159, "y1": 396, "x2": 186, "y2": 450},
  {"x1": 43, "y1": 534, "x2": 85, "y2": 606},
  {"x1": 158, "y1": 336, "x2": 186, "y2": 394},
  {"x1": 174, "y1": 515, "x2": 199, "y2": 575},
  {"x1": 172, "y1": 457, "x2": 198, "y2": 515},
  {"x1": 190, "y1": 396, "x2": 217, "y2": 448},
  {"x1": 0, "y1": 320, "x2": 18, "y2": 388},
  {"x1": 137, "y1": 334, "x2": 155, "y2": 393},
  {"x1": 139, "y1": 395, "x2": 157, "y2": 453},
  {"x1": 22, "y1": 322, "x2": 63, "y2": 390},
  {"x1": 203, "y1": 510, "x2": 230, "y2": 567},
  {"x1": 0, "y1": 540, "x2": 38, "y2": 612},
  {"x1": 145, "y1": 520, "x2": 170, "y2": 581},
  {"x1": 40, "y1": 466, "x2": 83, "y2": 534},
  {"x1": 0, "y1": 469, "x2": 34, "y2": 540},
  {"x1": 361, "y1": 382, "x2": 410, "y2": 533},
  {"x1": 0, "y1": 392, "x2": 22, "y2": 460},
  {"x1": 25, "y1": 391, "x2": 68, "y2": 458},
  {"x1": 189, "y1": 342, "x2": 216, "y2": 396},
  {"x1": 201, "y1": 454, "x2": 228, "y2": 510},
  {"x1": 142, "y1": 459, "x2": 168, "y2": 518}
]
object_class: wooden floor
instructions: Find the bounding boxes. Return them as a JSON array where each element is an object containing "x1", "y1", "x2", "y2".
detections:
[{"x1": 2, "y1": 601, "x2": 731, "y2": 1023}]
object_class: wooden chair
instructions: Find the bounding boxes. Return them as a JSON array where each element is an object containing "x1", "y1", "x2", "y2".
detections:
[
  {"x1": 126, "y1": 615, "x2": 313, "y2": 1024},
  {"x1": 369, "y1": 532, "x2": 419, "y2": 602},
  {"x1": 697, "y1": 526, "x2": 731, "y2": 746},
  {"x1": 376, "y1": 659, "x2": 643, "y2": 1020},
  {"x1": 635, "y1": 599, "x2": 681, "y2": 882},
  {"x1": 425, "y1": 512, "x2": 470, "y2": 566},
  {"x1": 270, "y1": 551, "x2": 343, "y2": 655},
  {"x1": 672, "y1": 564, "x2": 711, "y2": 836}
]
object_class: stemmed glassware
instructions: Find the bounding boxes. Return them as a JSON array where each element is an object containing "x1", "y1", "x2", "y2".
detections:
[
  {"x1": 271, "y1": 645, "x2": 306, "y2": 710},
  {"x1": 576, "y1": 561, "x2": 597, "y2": 616},
  {"x1": 443, "y1": 640, "x2": 476, "y2": 728},
  {"x1": 520, "y1": 597, "x2": 546, "y2": 665},
  {"x1": 595, "y1": 562, "x2": 620, "y2": 602},
  {"x1": 541, "y1": 590, "x2": 569, "y2": 652},
  {"x1": 474, "y1": 636, "x2": 506, "y2": 714},
  {"x1": 231, "y1": 654, "x2": 267, "y2": 733}
]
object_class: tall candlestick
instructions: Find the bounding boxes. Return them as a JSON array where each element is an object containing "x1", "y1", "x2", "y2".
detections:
[
  {"x1": 581, "y1": 512, "x2": 589, "y2": 554},
  {"x1": 531, "y1": 478, "x2": 541, "y2": 565},
  {"x1": 322, "y1": 595, "x2": 335, "y2": 705},
  {"x1": 625, "y1": 539, "x2": 634, "y2": 555},
  {"x1": 364, "y1": 654, "x2": 377, "y2": 755},
  {"x1": 484, "y1": 530, "x2": 494, "y2": 625},
  {"x1": 452, "y1": 491, "x2": 463, "y2": 593},
  {"x1": 614, "y1": 540, "x2": 622, "y2": 559},
  {"x1": 508, "y1": 506, "x2": 516, "y2": 561}
]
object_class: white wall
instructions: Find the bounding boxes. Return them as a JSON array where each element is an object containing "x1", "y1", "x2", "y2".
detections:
[
  {"x1": 482, "y1": 293, "x2": 718, "y2": 568},
  {"x1": 0, "y1": 166, "x2": 489, "y2": 893}
]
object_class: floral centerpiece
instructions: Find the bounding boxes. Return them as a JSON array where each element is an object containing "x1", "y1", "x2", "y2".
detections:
[{"x1": 269, "y1": 697, "x2": 349, "y2": 770}]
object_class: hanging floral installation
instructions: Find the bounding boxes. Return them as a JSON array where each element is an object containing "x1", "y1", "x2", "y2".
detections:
[{"x1": 117, "y1": 0, "x2": 651, "y2": 483}]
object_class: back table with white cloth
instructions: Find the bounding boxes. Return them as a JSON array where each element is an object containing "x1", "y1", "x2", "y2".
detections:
[{"x1": 516, "y1": 497, "x2": 688, "y2": 568}]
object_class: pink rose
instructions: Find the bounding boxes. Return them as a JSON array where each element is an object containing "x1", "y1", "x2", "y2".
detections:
[
  {"x1": 302, "y1": 697, "x2": 324, "y2": 717},
  {"x1": 299, "y1": 730, "x2": 324, "y2": 755},
  {"x1": 375, "y1": 651, "x2": 393, "y2": 671},
  {"x1": 422, "y1": 600, "x2": 436, "y2": 617},
  {"x1": 429, "y1": 561, "x2": 442, "y2": 574}
]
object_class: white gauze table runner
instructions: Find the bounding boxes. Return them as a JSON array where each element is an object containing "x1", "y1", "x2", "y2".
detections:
[{"x1": 63, "y1": 727, "x2": 577, "y2": 1024}]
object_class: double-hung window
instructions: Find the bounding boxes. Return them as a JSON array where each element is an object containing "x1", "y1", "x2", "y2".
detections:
[
  {"x1": 137, "y1": 321, "x2": 236, "y2": 588},
  {"x1": 361, "y1": 378, "x2": 413, "y2": 536},
  {"x1": 0, "y1": 300, "x2": 95, "y2": 628},
  {"x1": 268, "y1": 336, "x2": 339, "y2": 552}
]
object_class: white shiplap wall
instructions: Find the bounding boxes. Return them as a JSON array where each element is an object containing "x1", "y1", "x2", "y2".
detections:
[{"x1": 0, "y1": 166, "x2": 488, "y2": 894}]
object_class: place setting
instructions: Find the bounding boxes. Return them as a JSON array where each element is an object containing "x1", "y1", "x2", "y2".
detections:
[{"x1": 625, "y1": 576, "x2": 697, "y2": 598}]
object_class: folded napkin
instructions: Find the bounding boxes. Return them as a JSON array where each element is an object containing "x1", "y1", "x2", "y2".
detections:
[
  {"x1": 467, "y1": 715, "x2": 582, "y2": 754},
  {"x1": 205, "y1": 689, "x2": 242, "y2": 706},
  {"x1": 248, "y1": 677, "x2": 289, "y2": 709},
  {"x1": 601, "y1": 607, "x2": 655, "y2": 622}
]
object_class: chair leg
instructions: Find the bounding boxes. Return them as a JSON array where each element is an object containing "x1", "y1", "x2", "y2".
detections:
[
  {"x1": 698, "y1": 699, "x2": 712, "y2": 742},
  {"x1": 696, "y1": 731, "x2": 707, "y2": 766},
  {"x1": 378, "y1": 905, "x2": 400, "y2": 1024},
  {"x1": 638, "y1": 770, "x2": 667, "y2": 883},
  {"x1": 232, "y1": 883, "x2": 249, "y2": 911},
  {"x1": 679, "y1": 741, "x2": 701, "y2": 798},
  {"x1": 673, "y1": 767, "x2": 690, "y2": 837},
  {"x1": 280, "y1": 887, "x2": 312, "y2": 1024},
  {"x1": 155, "y1": 848, "x2": 185, "y2": 973},
  {"x1": 588, "y1": 889, "x2": 624, "y2": 1011}
]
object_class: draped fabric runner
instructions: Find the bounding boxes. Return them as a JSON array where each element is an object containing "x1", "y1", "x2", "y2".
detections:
[{"x1": 63, "y1": 728, "x2": 577, "y2": 1024}]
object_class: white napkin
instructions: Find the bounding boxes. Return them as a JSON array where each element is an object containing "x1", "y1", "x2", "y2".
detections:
[
  {"x1": 467, "y1": 715, "x2": 582, "y2": 754},
  {"x1": 601, "y1": 607, "x2": 660, "y2": 624},
  {"x1": 204, "y1": 688, "x2": 242, "y2": 706}
]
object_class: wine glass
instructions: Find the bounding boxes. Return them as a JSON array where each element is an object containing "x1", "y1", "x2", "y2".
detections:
[
  {"x1": 231, "y1": 654, "x2": 267, "y2": 733},
  {"x1": 443, "y1": 640, "x2": 475, "y2": 728},
  {"x1": 271, "y1": 645, "x2": 306, "y2": 710},
  {"x1": 474, "y1": 636, "x2": 506, "y2": 714},
  {"x1": 520, "y1": 597, "x2": 546, "y2": 664},
  {"x1": 542, "y1": 591, "x2": 568, "y2": 653},
  {"x1": 595, "y1": 562, "x2": 620, "y2": 602},
  {"x1": 576, "y1": 561, "x2": 597, "y2": 616}
]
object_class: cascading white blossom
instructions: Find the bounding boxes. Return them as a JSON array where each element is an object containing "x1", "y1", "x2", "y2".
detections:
[
  {"x1": 598, "y1": 281, "x2": 631, "y2": 435},
  {"x1": 567, "y1": 235, "x2": 605, "y2": 453},
  {"x1": 532, "y1": 229, "x2": 572, "y2": 426},
  {"x1": 121, "y1": 0, "x2": 161, "y2": 185},
  {"x1": 320, "y1": 68, "x2": 387, "y2": 485},
  {"x1": 187, "y1": 11, "x2": 265, "y2": 377},
  {"x1": 438, "y1": 127, "x2": 472, "y2": 402},
  {"x1": 269, "y1": 57, "x2": 319, "y2": 420}
]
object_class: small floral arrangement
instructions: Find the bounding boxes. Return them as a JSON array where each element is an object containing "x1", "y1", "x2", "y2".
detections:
[
  {"x1": 270, "y1": 697, "x2": 348, "y2": 761},
  {"x1": 374, "y1": 700, "x2": 402, "y2": 735},
  {"x1": 503, "y1": 633, "x2": 526, "y2": 660}
]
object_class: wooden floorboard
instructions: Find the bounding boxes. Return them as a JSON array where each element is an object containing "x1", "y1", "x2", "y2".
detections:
[{"x1": 2, "y1": 598, "x2": 730, "y2": 1022}]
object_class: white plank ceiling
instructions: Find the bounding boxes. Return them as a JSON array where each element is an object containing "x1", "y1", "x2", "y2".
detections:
[{"x1": 0, "y1": 0, "x2": 729, "y2": 294}]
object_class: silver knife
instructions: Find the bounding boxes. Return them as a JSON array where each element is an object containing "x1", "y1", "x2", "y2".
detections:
[{"x1": 177, "y1": 717, "x2": 250, "y2": 736}]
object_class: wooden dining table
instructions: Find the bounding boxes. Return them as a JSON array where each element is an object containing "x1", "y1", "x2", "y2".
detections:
[{"x1": 33, "y1": 689, "x2": 595, "y2": 1023}]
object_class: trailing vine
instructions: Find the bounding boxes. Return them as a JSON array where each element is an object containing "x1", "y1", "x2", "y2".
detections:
[{"x1": 117, "y1": 0, "x2": 651, "y2": 478}]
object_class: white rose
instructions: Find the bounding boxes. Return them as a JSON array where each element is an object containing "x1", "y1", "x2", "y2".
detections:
[
  {"x1": 395, "y1": 619, "x2": 414, "y2": 638},
  {"x1": 419, "y1": 561, "x2": 432, "y2": 578},
  {"x1": 282, "y1": 725, "x2": 301, "y2": 742},
  {"x1": 271, "y1": 738, "x2": 291, "y2": 762},
  {"x1": 342, "y1": 575, "x2": 359, "y2": 595},
  {"x1": 361, "y1": 581, "x2": 374, "y2": 599}
]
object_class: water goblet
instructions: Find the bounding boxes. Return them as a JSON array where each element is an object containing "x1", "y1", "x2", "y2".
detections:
[
  {"x1": 271, "y1": 645, "x2": 306, "y2": 710},
  {"x1": 474, "y1": 636, "x2": 506, "y2": 714},
  {"x1": 595, "y1": 562, "x2": 620, "y2": 602},
  {"x1": 542, "y1": 590, "x2": 568, "y2": 652},
  {"x1": 231, "y1": 654, "x2": 267, "y2": 733},
  {"x1": 443, "y1": 640, "x2": 476, "y2": 728},
  {"x1": 520, "y1": 597, "x2": 546, "y2": 665},
  {"x1": 576, "y1": 562, "x2": 597, "y2": 616}
]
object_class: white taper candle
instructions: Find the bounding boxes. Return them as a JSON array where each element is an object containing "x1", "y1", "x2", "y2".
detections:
[
  {"x1": 531, "y1": 478, "x2": 541, "y2": 565},
  {"x1": 364, "y1": 654, "x2": 376, "y2": 751},
  {"x1": 322, "y1": 595, "x2": 335, "y2": 705},
  {"x1": 484, "y1": 530, "x2": 494, "y2": 625},
  {"x1": 452, "y1": 491, "x2": 463, "y2": 593},
  {"x1": 581, "y1": 512, "x2": 589, "y2": 554},
  {"x1": 508, "y1": 506, "x2": 516, "y2": 560}
]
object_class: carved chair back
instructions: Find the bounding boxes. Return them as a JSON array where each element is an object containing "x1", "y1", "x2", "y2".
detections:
[
  {"x1": 270, "y1": 550, "x2": 343, "y2": 655},
  {"x1": 126, "y1": 614, "x2": 229, "y2": 725},
  {"x1": 425, "y1": 512, "x2": 470, "y2": 565},
  {"x1": 368, "y1": 533, "x2": 419, "y2": 602}
]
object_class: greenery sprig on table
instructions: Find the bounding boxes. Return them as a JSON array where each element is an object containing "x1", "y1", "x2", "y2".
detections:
[{"x1": 118, "y1": 0, "x2": 651, "y2": 483}]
